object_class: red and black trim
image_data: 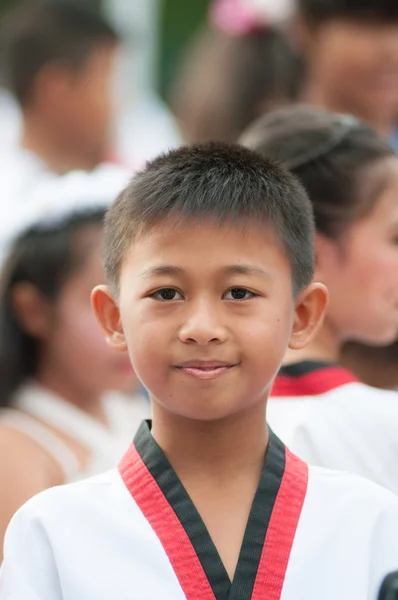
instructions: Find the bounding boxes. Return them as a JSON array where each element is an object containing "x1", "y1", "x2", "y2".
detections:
[
  {"x1": 119, "y1": 420, "x2": 308, "y2": 600},
  {"x1": 272, "y1": 361, "x2": 359, "y2": 397}
]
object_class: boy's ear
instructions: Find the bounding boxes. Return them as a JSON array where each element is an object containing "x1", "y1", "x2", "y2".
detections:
[
  {"x1": 91, "y1": 285, "x2": 127, "y2": 352},
  {"x1": 289, "y1": 282, "x2": 328, "y2": 350}
]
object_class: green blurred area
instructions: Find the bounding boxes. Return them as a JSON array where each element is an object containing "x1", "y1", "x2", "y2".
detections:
[
  {"x1": 158, "y1": 0, "x2": 210, "y2": 98},
  {"x1": 0, "y1": 0, "x2": 19, "y2": 16}
]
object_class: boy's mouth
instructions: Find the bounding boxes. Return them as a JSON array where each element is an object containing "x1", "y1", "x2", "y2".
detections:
[{"x1": 174, "y1": 361, "x2": 238, "y2": 381}]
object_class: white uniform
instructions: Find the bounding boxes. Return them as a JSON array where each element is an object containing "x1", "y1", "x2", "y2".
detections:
[
  {"x1": 268, "y1": 361, "x2": 398, "y2": 495},
  {"x1": 0, "y1": 146, "x2": 130, "y2": 262},
  {"x1": 0, "y1": 383, "x2": 150, "y2": 481},
  {"x1": 0, "y1": 91, "x2": 21, "y2": 154},
  {"x1": 1, "y1": 420, "x2": 398, "y2": 600}
]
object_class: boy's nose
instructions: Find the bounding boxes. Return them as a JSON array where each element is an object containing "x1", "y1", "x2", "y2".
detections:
[{"x1": 178, "y1": 303, "x2": 228, "y2": 345}]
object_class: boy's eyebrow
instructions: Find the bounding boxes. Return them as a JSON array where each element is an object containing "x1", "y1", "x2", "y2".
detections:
[
  {"x1": 141, "y1": 265, "x2": 185, "y2": 279},
  {"x1": 224, "y1": 265, "x2": 273, "y2": 279},
  {"x1": 140, "y1": 264, "x2": 272, "y2": 279}
]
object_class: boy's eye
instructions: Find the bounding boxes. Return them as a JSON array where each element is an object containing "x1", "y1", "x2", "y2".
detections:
[
  {"x1": 151, "y1": 288, "x2": 183, "y2": 301},
  {"x1": 224, "y1": 288, "x2": 255, "y2": 301}
]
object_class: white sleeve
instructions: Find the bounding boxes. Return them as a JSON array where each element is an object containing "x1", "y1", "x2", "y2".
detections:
[
  {"x1": 368, "y1": 501, "x2": 398, "y2": 600},
  {"x1": 0, "y1": 506, "x2": 62, "y2": 600}
]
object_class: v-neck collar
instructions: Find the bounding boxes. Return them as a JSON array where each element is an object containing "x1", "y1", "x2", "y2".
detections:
[
  {"x1": 272, "y1": 361, "x2": 359, "y2": 397},
  {"x1": 119, "y1": 420, "x2": 308, "y2": 600}
]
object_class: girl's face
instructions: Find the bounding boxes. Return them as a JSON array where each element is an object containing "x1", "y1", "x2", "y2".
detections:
[
  {"x1": 40, "y1": 226, "x2": 138, "y2": 399},
  {"x1": 316, "y1": 158, "x2": 398, "y2": 345},
  {"x1": 300, "y1": 18, "x2": 398, "y2": 127}
]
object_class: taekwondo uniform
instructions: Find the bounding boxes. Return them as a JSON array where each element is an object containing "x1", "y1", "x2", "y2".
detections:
[
  {"x1": 268, "y1": 361, "x2": 398, "y2": 495},
  {"x1": 1, "y1": 420, "x2": 398, "y2": 600}
]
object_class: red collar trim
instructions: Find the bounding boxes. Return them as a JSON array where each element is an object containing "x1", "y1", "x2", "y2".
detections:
[
  {"x1": 118, "y1": 422, "x2": 308, "y2": 600},
  {"x1": 272, "y1": 364, "x2": 359, "y2": 397},
  {"x1": 251, "y1": 449, "x2": 308, "y2": 599}
]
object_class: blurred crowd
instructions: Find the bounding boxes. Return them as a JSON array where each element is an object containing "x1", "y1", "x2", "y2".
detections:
[{"x1": 0, "y1": 0, "x2": 398, "y2": 570}]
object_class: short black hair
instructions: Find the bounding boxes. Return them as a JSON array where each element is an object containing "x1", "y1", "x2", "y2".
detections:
[
  {"x1": 0, "y1": 0, "x2": 118, "y2": 106},
  {"x1": 298, "y1": 0, "x2": 398, "y2": 22},
  {"x1": 103, "y1": 142, "x2": 315, "y2": 296},
  {"x1": 241, "y1": 105, "x2": 394, "y2": 239}
]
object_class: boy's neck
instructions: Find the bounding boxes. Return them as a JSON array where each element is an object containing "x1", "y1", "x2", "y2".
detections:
[
  {"x1": 151, "y1": 401, "x2": 269, "y2": 482},
  {"x1": 21, "y1": 110, "x2": 80, "y2": 175},
  {"x1": 302, "y1": 82, "x2": 394, "y2": 138}
]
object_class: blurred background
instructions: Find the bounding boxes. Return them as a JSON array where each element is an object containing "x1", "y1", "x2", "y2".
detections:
[
  {"x1": 0, "y1": 0, "x2": 215, "y2": 167},
  {"x1": 2, "y1": 0, "x2": 398, "y2": 562}
]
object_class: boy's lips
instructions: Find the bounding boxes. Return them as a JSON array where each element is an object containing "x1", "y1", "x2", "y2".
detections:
[{"x1": 174, "y1": 360, "x2": 239, "y2": 381}]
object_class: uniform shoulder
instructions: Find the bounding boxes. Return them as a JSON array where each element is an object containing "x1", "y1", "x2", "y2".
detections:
[
  {"x1": 308, "y1": 463, "x2": 398, "y2": 508},
  {"x1": 11, "y1": 467, "x2": 123, "y2": 524}
]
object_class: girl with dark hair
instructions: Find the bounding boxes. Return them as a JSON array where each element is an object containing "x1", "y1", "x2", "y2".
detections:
[
  {"x1": 296, "y1": 0, "x2": 398, "y2": 146},
  {"x1": 0, "y1": 201, "x2": 148, "y2": 556},
  {"x1": 170, "y1": 0, "x2": 300, "y2": 144},
  {"x1": 242, "y1": 105, "x2": 398, "y2": 494}
]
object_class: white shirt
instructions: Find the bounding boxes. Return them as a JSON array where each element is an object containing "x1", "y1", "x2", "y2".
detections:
[
  {"x1": 268, "y1": 361, "x2": 398, "y2": 495},
  {"x1": 1, "y1": 420, "x2": 398, "y2": 600},
  {"x1": 0, "y1": 383, "x2": 150, "y2": 482},
  {"x1": 0, "y1": 90, "x2": 21, "y2": 153},
  {"x1": 0, "y1": 145, "x2": 130, "y2": 262}
]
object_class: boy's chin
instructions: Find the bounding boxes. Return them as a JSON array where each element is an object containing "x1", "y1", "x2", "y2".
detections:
[{"x1": 157, "y1": 396, "x2": 258, "y2": 423}]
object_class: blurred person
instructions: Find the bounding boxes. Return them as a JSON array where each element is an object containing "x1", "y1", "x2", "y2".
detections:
[
  {"x1": 0, "y1": 0, "x2": 181, "y2": 172},
  {"x1": 0, "y1": 193, "x2": 148, "y2": 559},
  {"x1": 242, "y1": 105, "x2": 398, "y2": 494},
  {"x1": 296, "y1": 0, "x2": 398, "y2": 146},
  {"x1": 170, "y1": 0, "x2": 299, "y2": 143},
  {"x1": 295, "y1": 0, "x2": 398, "y2": 390},
  {"x1": 0, "y1": 0, "x2": 119, "y2": 179}
]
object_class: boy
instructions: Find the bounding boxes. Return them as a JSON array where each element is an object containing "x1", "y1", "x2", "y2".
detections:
[
  {"x1": 1, "y1": 143, "x2": 398, "y2": 600},
  {"x1": 0, "y1": 0, "x2": 119, "y2": 176}
]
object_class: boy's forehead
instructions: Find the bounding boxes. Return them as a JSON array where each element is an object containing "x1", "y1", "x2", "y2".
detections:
[
  {"x1": 121, "y1": 217, "x2": 289, "y2": 276},
  {"x1": 130, "y1": 216, "x2": 274, "y2": 249}
]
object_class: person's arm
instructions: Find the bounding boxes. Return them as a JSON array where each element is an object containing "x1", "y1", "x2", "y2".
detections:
[
  {"x1": 0, "y1": 501, "x2": 63, "y2": 600},
  {"x1": 0, "y1": 428, "x2": 62, "y2": 561}
]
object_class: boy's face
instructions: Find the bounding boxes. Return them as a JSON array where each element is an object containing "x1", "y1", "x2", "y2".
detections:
[
  {"x1": 301, "y1": 18, "x2": 398, "y2": 126},
  {"x1": 93, "y1": 220, "x2": 326, "y2": 422}
]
